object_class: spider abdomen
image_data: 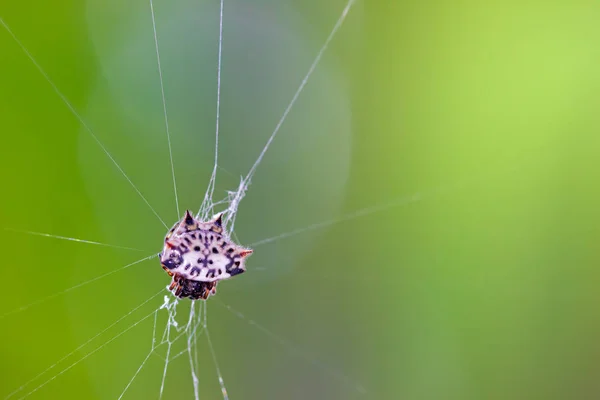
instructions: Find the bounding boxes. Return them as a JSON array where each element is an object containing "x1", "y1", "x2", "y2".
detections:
[{"x1": 160, "y1": 210, "x2": 252, "y2": 300}]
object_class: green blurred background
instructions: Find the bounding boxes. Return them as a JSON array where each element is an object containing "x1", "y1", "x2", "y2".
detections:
[{"x1": 1, "y1": 0, "x2": 600, "y2": 399}]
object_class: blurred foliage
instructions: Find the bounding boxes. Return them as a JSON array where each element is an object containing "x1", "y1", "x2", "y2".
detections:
[{"x1": 1, "y1": 0, "x2": 600, "y2": 399}]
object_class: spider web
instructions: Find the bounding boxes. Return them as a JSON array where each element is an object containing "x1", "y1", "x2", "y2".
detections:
[
  {"x1": 3, "y1": 1, "x2": 598, "y2": 398},
  {"x1": 0, "y1": 0, "x2": 377, "y2": 399}
]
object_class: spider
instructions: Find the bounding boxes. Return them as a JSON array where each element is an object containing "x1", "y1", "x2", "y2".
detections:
[{"x1": 159, "y1": 210, "x2": 253, "y2": 300}]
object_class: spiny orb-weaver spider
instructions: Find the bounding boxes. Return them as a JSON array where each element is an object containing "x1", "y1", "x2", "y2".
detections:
[{"x1": 159, "y1": 210, "x2": 253, "y2": 300}]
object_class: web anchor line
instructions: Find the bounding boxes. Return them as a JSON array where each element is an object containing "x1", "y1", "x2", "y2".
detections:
[
  {"x1": 0, "y1": 254, "x2": 158, "y2": 320},
  {"x1": 218, "y1": 0, "x2": 357, "y2": 233},
  {"x1": 200, "y1": 0, "x2": 226, "y2": 219},
  {"x1": 219, "y1": 301, "x2": 367, "y2": 394},
  {"x1": 0, "y1": 17, "x2": 168, "y2": 229},
  {"x1": 150, "y1": 0, "x2": 180, "y2": 219},
  {"x1": 4, "y1": 228, "x2": 145, "y2": 252},
  {"x1": 4, "y1": 290, "x2": 163, "y2": 400}
]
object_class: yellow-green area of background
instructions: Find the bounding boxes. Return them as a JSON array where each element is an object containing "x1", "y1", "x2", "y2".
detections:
[{"x1": 1, "y1": 0, "x2": 600, "y2": 399}]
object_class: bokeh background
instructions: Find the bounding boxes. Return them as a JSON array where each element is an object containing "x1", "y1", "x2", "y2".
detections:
[{"x1": 1, "y1": 0, "x2": 600, "y2": 399}]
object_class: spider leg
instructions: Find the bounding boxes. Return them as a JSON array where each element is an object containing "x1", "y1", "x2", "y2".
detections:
[
  {"x1": 174, "y1": 283, "x2": 184, "y2": 297},
  {"x1": 162, "y1": 265, "x2": 174, "y2": 276}
]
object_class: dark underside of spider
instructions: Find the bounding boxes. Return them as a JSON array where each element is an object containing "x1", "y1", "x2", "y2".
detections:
[{"x1": 166, "y1": 271, "x2": 219, "y2": 300}]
